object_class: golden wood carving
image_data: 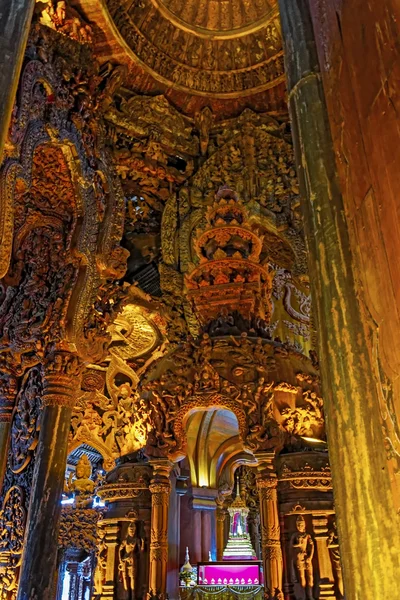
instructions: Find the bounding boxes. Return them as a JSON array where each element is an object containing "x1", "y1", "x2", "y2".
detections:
[
  {"x1": 58, "y1": 507, "x2": 101, "y2": 554},
  {"x1": 185, "y1": 187, "x2": 273, "y2": 325},
  {"x1": 65, "y1": 454, "x2": 96, "y2": 508},
  {"x1": 35, "y1": 0, "x2": 93, "y2": 43},
  {"x1": 0, "y1": 24, "x2": 126, "y2": 368},
  {"x1": 279, "y1": 463, "x2": 331, "y2": 491},
  {"x1": 140, "y1": 329, "x2": 321, "y2": 459}
]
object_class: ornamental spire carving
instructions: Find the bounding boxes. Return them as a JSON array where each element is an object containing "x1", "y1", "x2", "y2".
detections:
[{"x1": 185, "y1": 186, "x2": 273, "y2": 328}]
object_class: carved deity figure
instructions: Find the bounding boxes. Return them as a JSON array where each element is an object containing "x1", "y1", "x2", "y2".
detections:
[
  {"x1": 66, "y1": 454, "x2": 96, "y2": 508},
  {"x1": 290, "y1": 515, "x2": 314, "y2": 600},
  {"x1": 93, "y1": 528, "x2": 108, "y2": 596},
  {"x1": 327, "y1": 521, "x2": 344, "y2": 598},
  {"x1": 118, "y1": 521, "x2": 144, "y2": 599}
]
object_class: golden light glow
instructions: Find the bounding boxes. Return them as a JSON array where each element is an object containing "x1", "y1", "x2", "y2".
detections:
[{"x1": 301, "y1": 436, "x2": 327, "y2": 445}]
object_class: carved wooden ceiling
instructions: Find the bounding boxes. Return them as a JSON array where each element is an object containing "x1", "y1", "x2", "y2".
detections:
[{"x1": 73, "y1": 0, "x2": 287, "y2": 118}]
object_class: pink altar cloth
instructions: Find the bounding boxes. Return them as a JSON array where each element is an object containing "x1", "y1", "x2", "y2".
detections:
[{"x1": 197, "y1": 562, "x2": 263, "y2": 586}]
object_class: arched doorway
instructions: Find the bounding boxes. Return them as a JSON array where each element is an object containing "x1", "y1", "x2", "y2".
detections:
[{"x1": 176, "y1": 407, "x2": 257, "y2": 568}]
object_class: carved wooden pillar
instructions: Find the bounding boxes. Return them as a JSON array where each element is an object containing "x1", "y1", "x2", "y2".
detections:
[
  {"x1": 312, "y1": 515, "x2": 335, "y2": 599},
  {"x1": 149, "y1": 460, "x2": 173, "y2": 599},
  {"x1": 215, "y1": 503, "x2": 226, "y2": 561},
  {"x1": 278, "y1": 0, "x2": 400, "y2": 597},
  {"x1": 17, "y1": 352, "x2": 82, "y2": 600},
  {"x1": 0, "y1": 372, "x2": 17, "y2": 491},
  {"x1": 0, "y1": 0, "x2": 36, "y2": 168},
  {"x1": 98, "y1": 521, "x2": 119, "y2": 598},
  {"x1": 256, "y1": 452, "x2": 283, "y2": 593},
  {"x1": 201, "y1": 510, "x2": 212, "y2": 562},
  {"x1": 191, "y1": 510, "x2": 202, "y2": 564}
]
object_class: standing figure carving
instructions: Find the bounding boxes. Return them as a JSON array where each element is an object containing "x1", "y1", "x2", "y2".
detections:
[
  {"x1": 290, "y1": 515, "x2": 314, "y2": 600},
  {"x1": 327, "y1": 520, "x2": 344, "y2": 598},
  {"x1": 93, "y1": 527, "x2": 108, "y2": 596},
  {"x1": 118, "y1": 520, "x2": 144, "y2": 599}
]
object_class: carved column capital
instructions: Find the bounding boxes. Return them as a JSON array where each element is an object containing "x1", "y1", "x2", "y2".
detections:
[
  {"x1": 150, "y1": 459, "x2": 174, "y2": 483},
  {"x1": 216, "y1": 507, "x2": 226, "y2": 523},
  {"x1": 42, "y1": 352, "x2": 84, "y2": 408},
  {"x1": 311, "y1": 514, "x2": 329, "y2": 537},
  {"x1": 256, "y1": 450, "x2": 277, "y2": 472},
  {"x1": 256, "y1": 451, "x2": 278, "y2": 499},
  {"x1": 149, "y1": 482, "x2": 171, "y2": 497}
]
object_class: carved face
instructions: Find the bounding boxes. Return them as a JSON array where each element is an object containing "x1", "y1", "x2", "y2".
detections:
[
  {"x1": 76, "y1": 456, "x2": 91, "y2": 479},
  {"x1": 128, "y1": 522, "x2": 137, "y2": 537},
  {"x1": 296, "y1": 516, "x2": 306, "y2": 533}
]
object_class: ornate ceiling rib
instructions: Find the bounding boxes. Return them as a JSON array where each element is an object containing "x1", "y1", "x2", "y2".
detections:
[
  {"x1": 103, "y1": 0, "x2": 285, "y2": 98},
  {"x1": 149, "y1": 0, "x2": 278, "y2": 39}
]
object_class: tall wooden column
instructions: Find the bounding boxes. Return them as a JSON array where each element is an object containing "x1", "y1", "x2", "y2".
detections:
[
  {"x1": 149, "y1": 460, "x2": 173, "y2": 599},
  {"x1": 17, "y1": 353, "x2": 82, "y2": 600},
  {"x1": 278, "y1": 0, "x2": 400, "y2": 597},
  {"x1": 256, "y1": 452, "x2": 283, "y2": 593},
  {"x1": 0, "y1": 0, "x2": 36, "y2": 167}
]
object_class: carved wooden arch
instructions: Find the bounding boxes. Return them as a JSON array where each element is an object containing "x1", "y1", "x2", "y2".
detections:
[
  {"x1": 0, "y1": 54, "x2": 125, "y2": 361},
  {"x1": 171, "y1": 391, "x2": 248, "y2": 460},
  {"x1": 0, "y1": 123, "x2": 49, "y2": 278},
  {"x1": 2, "y1": 132, "x2": 96, "y2": 344}
]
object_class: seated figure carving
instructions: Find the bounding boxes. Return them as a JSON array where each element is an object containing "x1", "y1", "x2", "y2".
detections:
[{"x1": 65, "y1": 454, "x2": 96, "y2": 508}]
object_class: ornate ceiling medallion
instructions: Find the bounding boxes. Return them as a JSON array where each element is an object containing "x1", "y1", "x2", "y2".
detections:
[
  {"x1": 149, "y1": 0, "x2": 276, "y2": 38},
  {"x1": 103, "y1": 0, "x2": 285, "y2": 97}
]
